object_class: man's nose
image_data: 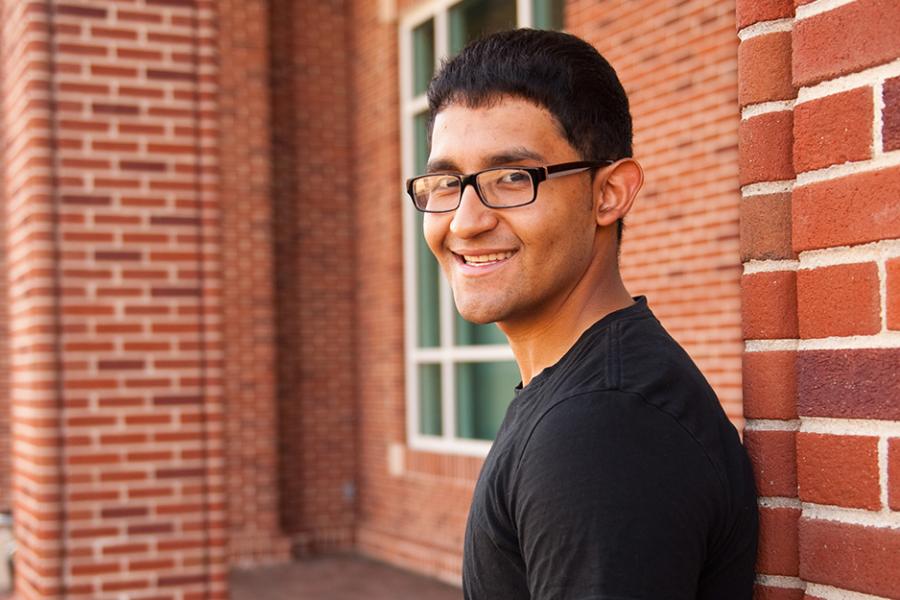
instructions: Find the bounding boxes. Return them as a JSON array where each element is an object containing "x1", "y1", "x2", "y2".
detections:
[{"x1": 450, "y1": 183, "x2": 497, "y2": 238}]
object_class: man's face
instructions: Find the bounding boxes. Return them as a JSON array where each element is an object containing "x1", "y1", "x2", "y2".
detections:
[{"x1": 424, "y1": 97, "x2": 600, "y2": 327}]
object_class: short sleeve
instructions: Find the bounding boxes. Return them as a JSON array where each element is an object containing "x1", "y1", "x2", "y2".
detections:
[{"x1": 512, "y1": 391, "x2": 724, "y2": 600}]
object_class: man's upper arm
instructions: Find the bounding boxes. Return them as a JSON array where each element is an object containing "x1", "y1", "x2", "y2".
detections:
[{"x1": 512, "y1": 391, "x2": 722, "y2": 600}]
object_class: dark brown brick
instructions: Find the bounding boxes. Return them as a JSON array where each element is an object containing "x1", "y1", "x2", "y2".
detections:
[
  {"x1": 797, "y1": 349, "x2": 900, "y2": 419},
  {"x1": 56, "y1": 4, "x2": 106, "y2": 18},
  {"x1": 885, "y1": 76, "x2": 900, "y2": 152}
]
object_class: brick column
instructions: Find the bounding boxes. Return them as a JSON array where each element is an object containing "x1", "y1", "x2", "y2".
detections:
[
  {"x1": 737, "y1": 0, "x2": 900, "y2": 597},
  {"x1": 1, "y1": 1, "x2": 227, "y2": 598},
  {"x1": 270, "y1": 0, "x2": 357, "y2": 553},
  {"x1": 217, "y1": 0, "x2": 291, "y2": 565},
  {"x1": 1, "y1": 2, "x2": 67, "y2": 597}
]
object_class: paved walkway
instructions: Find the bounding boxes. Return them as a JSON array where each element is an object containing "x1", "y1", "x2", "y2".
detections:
[
  {"x1": 230, "y1": 554, "x2": 462, "y2": 600},
  {"x1": 0, "y1": 554, "x2": 458, "y2": 600}
]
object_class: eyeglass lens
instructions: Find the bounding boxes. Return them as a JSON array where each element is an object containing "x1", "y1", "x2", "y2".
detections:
[{"x1": 412, "y1": 168, "x2": 534, "y2": 212}]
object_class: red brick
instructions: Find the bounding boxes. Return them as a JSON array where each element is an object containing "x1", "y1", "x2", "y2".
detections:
[
  {"x1": 744, "y1": 429, "x2": 798, "y2": 497},
  {"x1": 793, "y1": 88, "x2": 873, "y2": 173},
  {"x1": 742, "y1": 351, "x2": 797, "y2": 419},
  {"x1": 739, "y1": 32, "x2": 795, "y2": 106},
  {"x1": 797, "y1": 263, "x2": 881, "y2": 338},
  {"x1": 56, "y1": 4, "x2": 106, "y2": 18},
  {"x1": 800, "y1": 519, "x2": 900, "y2": 598},
  {"x1": 739, "y1": 112, "x2": 795, "y2": 185},
  {"x1": 757, "y1": 506, "x2": 800, "y2": 575},
  {"x1": 754, "y1": 587, "x2": 805, "y2": 600},
  {"x1": 740, "y1": 193, "x2": 794, "y2": 261},
  {"x1": 741, "y1": 271, "x2": 799, "y2": 340},
  {"x1": 889, "y1": 258, "x2": 900, "y2": 330},
  {"x1": 797, "y1": 349, "x2": 900, "y2": 420},
  {"x1": 793, "y1": 167, "x2": 900, "y2": 251},
  {"x1": 736, "y1": 0, "x2": 794, "y2": 29},
  {"x1": 797, "y1": 433, "x2": 880, "y2": 509},
  {"x1": 885, "y1": 76, "x2": 900, "y2": 152},
  {"x1": 71, "y1": 562, "x2": 120, "y2": 576},
  {"x1": 889, "y1": 438, "x2": 900, "y2": 510},
  {"x1": 793, "y1": 0, "x2": 900, "y2": 87}
]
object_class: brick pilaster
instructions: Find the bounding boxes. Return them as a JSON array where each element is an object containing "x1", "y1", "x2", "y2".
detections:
[
  {"x1": 1, "y1": 1, "x2": 228, "y2": 598},
  {"x1": 737, "y1": 0, "x2": 900, "y2": 596}
]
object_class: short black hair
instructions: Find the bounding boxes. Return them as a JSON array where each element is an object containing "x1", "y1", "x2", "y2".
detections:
[
  {"x1": 426, "y1": 28, "x2": 633, "y2": 239},
  {"x1": 427, "y1": 28, "x2": 632, "y2": 162}
]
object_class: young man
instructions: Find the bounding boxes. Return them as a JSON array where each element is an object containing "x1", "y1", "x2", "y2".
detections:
[{"x1": 407, "y1": 29, "x2": 758, "y2": 599}]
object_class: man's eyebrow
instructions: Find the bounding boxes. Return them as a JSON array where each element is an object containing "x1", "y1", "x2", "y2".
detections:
[
  {"x1": 425, "y1": 158, "x2": 459, "y2": 173},
  {"x1": 426, "y1": 147, "x2": 546, "y2": 173}
]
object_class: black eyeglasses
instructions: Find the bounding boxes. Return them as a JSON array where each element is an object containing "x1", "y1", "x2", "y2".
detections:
[{"x1": 406, "y1": 160, "x2": 614, "y2": 213}]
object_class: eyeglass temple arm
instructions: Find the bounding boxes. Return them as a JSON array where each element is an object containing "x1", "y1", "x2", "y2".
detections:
[{"x1": 545, "y1": 160, "x2": 615, "y2": 179}]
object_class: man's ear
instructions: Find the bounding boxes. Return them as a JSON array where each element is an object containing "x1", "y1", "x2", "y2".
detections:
[{"x1": 592, "y1": 159, "x2": 644, "y2": 227}]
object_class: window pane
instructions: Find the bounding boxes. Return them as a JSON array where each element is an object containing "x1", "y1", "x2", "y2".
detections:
[
  {"x1": 415, "y1": 112, "x2": 440, "y2": 347},
  {"x1": 456, "y1": 361, "x2": 519, "y2": 440},
  {"x1": 532, "y1": 0, "x2": 564, "y2": 30},
  {"x1": 413, "y1": 19, "x2": 435, "y2": 96},
  {"x1": 419, "y1": 364, "x2": 443, "y2": 436},
  {"x1": 455, "y1": 310, "x2": 507, "y2": 345},
  {"x1": 449, "y1": 0, "x2": 517, "y2": 55}
]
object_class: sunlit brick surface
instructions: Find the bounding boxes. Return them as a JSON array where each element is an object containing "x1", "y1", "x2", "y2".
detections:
[
  {"x1": 1, "y1": 0, "x2": 226, "y2": 598},
  {"x1": 737, "y1": 0, "x2": 900, "y2": 596}
]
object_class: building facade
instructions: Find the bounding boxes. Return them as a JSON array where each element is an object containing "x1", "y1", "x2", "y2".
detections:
[{"x1": 0, "y1": 0, "x2": 897, "y2": 599}]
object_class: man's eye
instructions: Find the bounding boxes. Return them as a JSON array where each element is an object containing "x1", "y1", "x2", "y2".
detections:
[
  {"x1": 435, "y1": 177, "x2": 460, "y2": 190},
  {"x1": 499, "y1": 171, "x2": 529, "y2": 185}
]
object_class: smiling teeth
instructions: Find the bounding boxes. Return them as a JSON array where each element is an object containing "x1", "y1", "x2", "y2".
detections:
[{"x1": 463, "y1": 251, "x2": 515, "y2": 265}]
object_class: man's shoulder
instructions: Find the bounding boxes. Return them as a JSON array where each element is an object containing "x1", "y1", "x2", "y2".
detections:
[
  {"x1": 522, "y1": 389, "x2": 713, "y2": 463},
  {"x1": 510, "y1": 390, "x2": 727, "y2": 531}
]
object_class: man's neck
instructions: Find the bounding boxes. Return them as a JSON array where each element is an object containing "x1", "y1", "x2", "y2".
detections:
[{"x1": 500, "y1": 269, "x2": 634, "y2": 387}]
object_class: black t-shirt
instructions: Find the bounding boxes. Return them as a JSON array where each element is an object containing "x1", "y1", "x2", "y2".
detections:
[{"x1": 462, "y1": 297, "x2": 758, "y2": 600}]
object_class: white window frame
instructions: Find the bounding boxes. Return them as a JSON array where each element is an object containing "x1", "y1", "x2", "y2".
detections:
[{"x1": 400, "y1": 0, "x2": 535, "y2": 456}]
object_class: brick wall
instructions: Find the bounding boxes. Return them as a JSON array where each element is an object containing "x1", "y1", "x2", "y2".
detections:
[
  {"x1": 1, "y1": 2, "x2": 65, "y2": 596},
  {"x1": 737, "y1": 0, "x2": 900, "y2": 597},
  {"x1": 217, "y1": 0, "x2": 291, "y2": 565},
  {"x1": 1, "y1": 1, "x2": 228, "y2": 598},
  {"x1": 0, "y1": 102, "x2": 8, "y2": 514},
  {"x1": 269, "y1": 0, "x2": 357, "y2": 553}
]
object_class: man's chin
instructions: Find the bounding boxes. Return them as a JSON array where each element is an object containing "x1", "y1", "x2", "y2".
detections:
[{"x1": 454, "y1": 301, "x2": 504, "y2": 326}]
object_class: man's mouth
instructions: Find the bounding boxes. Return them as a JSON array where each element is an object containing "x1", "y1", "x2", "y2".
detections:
[{"x1": 456, "y1": 250, "x2": 517, "y2": 267}]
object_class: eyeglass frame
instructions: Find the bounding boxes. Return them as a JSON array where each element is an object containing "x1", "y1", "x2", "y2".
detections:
[{"x1": 405, "y1": 160, "x2": 615, "y2": 213}]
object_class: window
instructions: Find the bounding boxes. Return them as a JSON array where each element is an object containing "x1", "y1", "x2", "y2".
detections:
[{"x1": 401, "y1": 0, "x2": 564, "y2": 455}]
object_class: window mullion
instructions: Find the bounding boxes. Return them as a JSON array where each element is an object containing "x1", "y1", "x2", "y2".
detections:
[
  {"x1": 435, "y1": 9, "x2": 449, "y2": 62},
  {"x1": 516, "y1": 0, "x2": 533, "y2": 27},
  {"x1": 439, "y1": 273, "x2": 456, "y2": 439}
]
